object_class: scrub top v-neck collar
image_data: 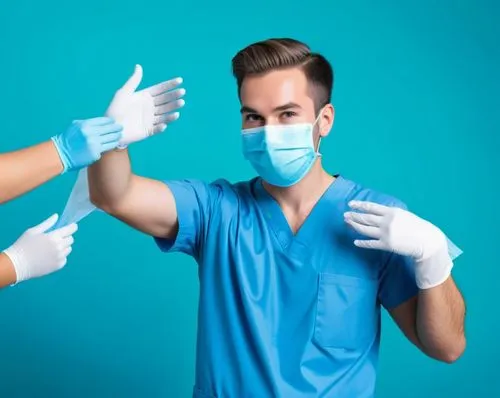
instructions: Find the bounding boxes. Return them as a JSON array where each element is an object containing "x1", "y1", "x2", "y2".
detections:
[{"x1": 253, "y1": 175, "x2": 354, "y2": 254}]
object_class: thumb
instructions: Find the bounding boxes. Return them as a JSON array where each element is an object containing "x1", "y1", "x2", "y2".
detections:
[
  {"x1": 120, "y1": 64, "x2": 143, "y2": 93},
  {"x1": 29, "y1": 214, "x2": 59, "y2": 234}
]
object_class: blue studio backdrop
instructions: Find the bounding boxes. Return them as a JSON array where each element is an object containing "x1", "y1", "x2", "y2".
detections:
[{"x1": 0, "y1": 0, "x2": 498, "y2": 397}]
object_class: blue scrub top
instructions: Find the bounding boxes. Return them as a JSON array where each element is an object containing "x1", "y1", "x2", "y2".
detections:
[{"x1": 155, "y1": 175, "x2": 419, "y2": 398}]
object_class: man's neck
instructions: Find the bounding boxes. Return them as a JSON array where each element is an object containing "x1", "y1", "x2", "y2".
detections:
[{"x1": 263, "y1": 161, "x2": 335, "y2": 213}]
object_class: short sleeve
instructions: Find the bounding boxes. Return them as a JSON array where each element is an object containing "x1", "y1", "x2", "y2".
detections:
[
  {"x1": 377, "y1": 200, "x2": 419, "y2": 309},
  {"x1": 378, "y1": 252, "x2": 419, "y2": 309},
  {"x1": 154, "y1": 179, "x2": 220, "y2": 258}
]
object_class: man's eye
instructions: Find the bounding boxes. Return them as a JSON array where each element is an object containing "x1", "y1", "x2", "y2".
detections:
[
  {"x1": 245, "y1": 114, "x2": 262, "y2": 121},
  {"x1": 282, "y1": 111, "x2": 298, "y2": 118}
]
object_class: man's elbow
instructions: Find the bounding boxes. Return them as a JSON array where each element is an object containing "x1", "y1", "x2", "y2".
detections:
[
  {"x1": 433, "y1": 337, "x2": 466, "y2": 364},
  {"x1": 89, "y1": 189, "x2": 116, "y2": 215}
]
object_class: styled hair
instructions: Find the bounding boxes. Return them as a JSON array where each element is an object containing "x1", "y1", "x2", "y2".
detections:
[{"x1": 231, "y1": 38, "x2": 334, "y2": 113}]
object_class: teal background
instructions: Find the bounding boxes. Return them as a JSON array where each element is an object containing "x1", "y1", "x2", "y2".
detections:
[{"x1": 0, "y1": 0, "x2": 498, "y2": 396}]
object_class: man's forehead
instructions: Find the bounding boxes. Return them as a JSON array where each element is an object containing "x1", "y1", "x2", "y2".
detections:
[{"x1": 240, "y1": 68, "x2": 312, "y2": 112}]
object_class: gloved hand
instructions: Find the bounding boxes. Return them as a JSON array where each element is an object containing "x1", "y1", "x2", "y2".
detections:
[
  {"x1": 3, "y1": 214, "x2": 78, "y2": 284},
  {"x1": 105, "y1": 64, "x2": 186, "y2": 148},
  {"x1": 52, "y1": 117, "x2": 123, "y2": 173},
  {"x1": 344, "y1": 201, "x2": 453, "y2": 289}
]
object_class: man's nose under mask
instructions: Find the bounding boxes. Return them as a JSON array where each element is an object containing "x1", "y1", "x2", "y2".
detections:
[{"x1": 241, "y1": 119, "x2": 322, "y2": 188}]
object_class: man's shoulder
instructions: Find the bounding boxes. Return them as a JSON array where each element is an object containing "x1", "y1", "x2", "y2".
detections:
[
  {"x1": 207, "y1": 177, "x2": 258, "y2": 200},
  {"x1": 212, "y1": 177, "x2": 257, "y2": 189},
  {"x1": 161, "y1": 177, "x2": 255, "y2": 192},
  {"x1": 160, "y1": 177, "x2": 257, "y2": 214},
  {"x1": 339, "y1": 175, "x2": 407, "y2": 209}
]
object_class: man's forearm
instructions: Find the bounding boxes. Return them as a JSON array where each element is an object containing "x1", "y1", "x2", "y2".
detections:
[
  {"x1": 88, "y1": 148, "x2": 133, "y2": 210},
  {"x1": 0, "y1": 141, "x2": 63, "y2": 204},
  {"x1": 416, "y1": 276, "x2": 466, "y2": 363}
]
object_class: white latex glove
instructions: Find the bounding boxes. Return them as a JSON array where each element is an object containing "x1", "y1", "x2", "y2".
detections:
[
  {"x1": 344, "y1": 201, "x2": 453, "y2": 289},
  {"x1": 106, "y1": 64, "x2": 186, "y2": 148},
  {"x1": 3, "y1": 214, "x2": 78, "y2": 284}
]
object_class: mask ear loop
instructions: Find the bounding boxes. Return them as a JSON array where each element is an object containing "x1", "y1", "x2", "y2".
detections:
[
  {"x1": 316, "y1": 137, "x2": 323, "y2": 157},
  {"x1": 313, "y1": 109, "x2": 324, "y2": 157}
]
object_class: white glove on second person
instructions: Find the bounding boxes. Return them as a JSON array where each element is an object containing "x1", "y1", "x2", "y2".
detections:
[
  {"x1": 106, "y1": 64, "x2": 186, "y2": 148},
  {"x1": 344, "y1": 201, "x2": 454, "y2": 290},
  {"x1": 3, "y1": 214, "x2": 78, "y2": 284}
]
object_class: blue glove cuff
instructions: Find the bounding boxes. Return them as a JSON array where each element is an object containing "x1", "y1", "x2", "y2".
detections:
[{"x1": 51, "y1": 135, "x2": 69, "y2": 174}]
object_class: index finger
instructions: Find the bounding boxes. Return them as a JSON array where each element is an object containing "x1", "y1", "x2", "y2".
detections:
[
  {"x1": 146, "y1": 77, "x2": 183, "y2": 96},
  {"x1": 348, "y1": 201, "x2": 389, "y2": 216},
  {"x1": 50, "y1": 223, "x2": 78, "y2": 239},
  {"x1": 83, "y1": 117, "x2": 115, "y2": 127}
]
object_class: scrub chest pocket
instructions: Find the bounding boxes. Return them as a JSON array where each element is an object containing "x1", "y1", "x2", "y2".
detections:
[{"x1": 314, "y1": 273, "x2": 379, "y2": 350}]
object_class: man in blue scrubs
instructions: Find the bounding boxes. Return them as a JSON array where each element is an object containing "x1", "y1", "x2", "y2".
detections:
[{"x1": 88, "y1": 38, "x2": 466, "y2": 397}]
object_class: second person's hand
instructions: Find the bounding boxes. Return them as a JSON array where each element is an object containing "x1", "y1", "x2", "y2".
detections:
[
  {"x1": 51, "y1": 117, "x2": 123, "y2": 173},
  {"x1": 2, "y1": 214, "x2": 78, "y2": 284}
]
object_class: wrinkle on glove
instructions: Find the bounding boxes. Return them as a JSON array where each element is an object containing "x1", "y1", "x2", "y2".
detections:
[{"x1": 53, "y1": 168, "x2": 97, "y2": 229}]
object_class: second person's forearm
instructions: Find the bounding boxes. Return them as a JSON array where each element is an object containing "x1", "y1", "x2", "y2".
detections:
[
  {"x1": 0, "y1": 141, "x2": 63, "y2": 204},
  {"x1": 0, "y1": 253, "x2": 17, "y2": 288}
]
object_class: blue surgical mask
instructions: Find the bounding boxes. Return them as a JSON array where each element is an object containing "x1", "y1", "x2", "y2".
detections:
[{"x1": 241, "y1": 113, "x2": 323, "y2": 187}]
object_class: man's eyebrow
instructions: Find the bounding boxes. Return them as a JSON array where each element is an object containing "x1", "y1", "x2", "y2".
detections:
[
  {"x1": 272, "y1": 102, "x2": 302, "y2": 112},
  {"x1": 240, "y1": 102, "x2": 302, "y2": 114},
  {"x1": 240, "y1": 105, "x2": 258, "y2": 114}
]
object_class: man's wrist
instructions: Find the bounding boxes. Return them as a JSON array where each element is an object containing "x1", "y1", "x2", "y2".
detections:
[{"x1": 415, "y1": 246, "x2": 453, "y2": 289}]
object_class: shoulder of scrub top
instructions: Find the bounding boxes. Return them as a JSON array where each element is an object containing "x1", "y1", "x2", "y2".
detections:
[
  {"x1": 339, "y1": 175, "x2": 407, "y2": 211},
  {"x1": 162, "y1": 177, "x2": 257, "y2": 210}
]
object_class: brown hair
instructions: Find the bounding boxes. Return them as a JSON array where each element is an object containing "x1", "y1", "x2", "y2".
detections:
[{"x1": 231, "y1": 38, "x2": 334, "y2": 113}]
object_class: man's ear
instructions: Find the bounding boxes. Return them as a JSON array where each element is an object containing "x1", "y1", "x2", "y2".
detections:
[{"x1": 319, "y1": 104, "x2": 335, "y2": 137}]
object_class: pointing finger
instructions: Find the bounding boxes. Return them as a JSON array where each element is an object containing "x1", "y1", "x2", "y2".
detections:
[
  {"x1": 83, "y1": 117, "x2": 115, "y2": 127},
  {"x1": 348, "y1": 201, "x2": 389, "y2": 216}
]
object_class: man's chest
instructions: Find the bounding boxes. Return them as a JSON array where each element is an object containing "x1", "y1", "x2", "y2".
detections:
[
  {"x1": 201, "y1": 209, "x2": 384, "y2": 286},
  {"x1": 199, "y1": 213, "x2": 383, "y2": 355}
]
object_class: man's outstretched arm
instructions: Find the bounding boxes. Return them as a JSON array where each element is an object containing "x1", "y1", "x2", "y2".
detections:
[
  {"x1": 88, "y1": 148, "x2": 178, "y2": 239},
  {"x1": 88, "y1": 65, "x2": 186, "y2": 239}
]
